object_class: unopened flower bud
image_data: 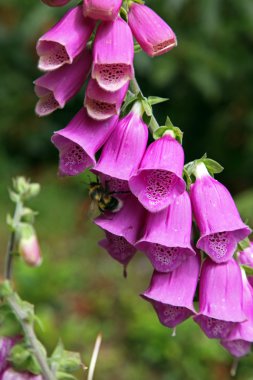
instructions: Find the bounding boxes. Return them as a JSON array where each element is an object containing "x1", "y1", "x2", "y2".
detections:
[{"x1": 18, "y1": 225, "x2": 42, "y2": 267}]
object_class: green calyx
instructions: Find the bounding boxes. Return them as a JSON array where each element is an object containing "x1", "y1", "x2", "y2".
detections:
[
  {"x1": 153, "y1": 116, "x2": 183, "y2": 144},
  {"x1": 184, "y1": 154, "x2": 224, "y2": 189}
]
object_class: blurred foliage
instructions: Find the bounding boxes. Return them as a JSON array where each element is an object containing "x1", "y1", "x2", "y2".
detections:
[{"x1": 0, "y1": 0, "x2": 253, "y2": 379}]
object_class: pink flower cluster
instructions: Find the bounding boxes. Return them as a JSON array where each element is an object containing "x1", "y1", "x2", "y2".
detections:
[{"x1": 35, "y1": 0, "x2": 253, "y2": 361}]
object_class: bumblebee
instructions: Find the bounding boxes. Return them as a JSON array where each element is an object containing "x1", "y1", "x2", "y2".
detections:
[{"x1": 88, "y1": 179, "x2": 123, "y2": 213}]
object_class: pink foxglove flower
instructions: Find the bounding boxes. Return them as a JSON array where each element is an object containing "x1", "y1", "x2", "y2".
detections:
[
  {"x1": 128, "y1": 3, "x2": 177, "y2": 57},
  {"x1": 136, "y1": 192, "x2": 195, "y2": 272},
  {"x1": 51, "y1": 108, "x2": 118, "y2": 176},
  {"x1": 92, "y1": 17, "x2": 134, "y2": 91},
  {"x1": 34, "y1": 49, "x2": 92, "y2": 116},
  {"x1": 221, "y1": 270, "x2": 253, "y2": 356},
  {"x1": 92, "y1": 102, "x2": 148, "y2": 188},
  {"x1": 190, "y1": 163, "x2": 251, "y2": 263},
  {"x1": 95, "y1": 195, "x2": 146, "y2": 266},
  {"x1": 194, "y1": 258, "x2": 246, "y2": 339},
  {"x1": 41, "y1": 0, "x2": 71, "y2": 6},
  {"x1": 85, "y1": 78, "x2": 128, "y2": 120},
  {"x1": 37, "y1": 6, "x2": 95, "y2": 71},
  {"x1": 220, "y1": 340, "x2": 251, "y2": 358},
  {"x1": 129, "y1": 135, "x2": 185, "y2": 213},
  {"x1": 142, "y1": 255, "x2": 200, "y2": 329},
  {"x1": 83, "y1": 0, "x2": 122, "y2": 21},
  {"x1": 0, "y1": 337, "x2": 17, "y2": 375},
  {"x1": 2, "y1": 369, "x2": 42, "y2": 380}
]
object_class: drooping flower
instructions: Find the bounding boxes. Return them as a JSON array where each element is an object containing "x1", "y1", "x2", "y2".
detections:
[
  {"x1": 2, "y1": 369, "x2": 43, "y2": 380},
  {"x1": 34, "y1": 49, "x2": 92, "y2": 116},
  {"x1": 129, "y1": 135, "x2": 185, "y2": 213},
  {"x1": 96, "y1": 194, "x2": 146, "y2": 267},
  {"x1": 190, "y1": 162, "x2": 251, "y2": 263},
  {"x1": 41, "y1": 0, "x2": 71, "y2": 6},
  {"x1": 85, "y1": 78, "x2": 128, "y2": 120},
  {"x1": 92, "y1": 17, "x2": 134, "y2": 91},
  {"x1": 51, "y1": 108, "x2": 118, "y2": 176},
  {"x1": 128, "y1": 3, "x2": 177, "y2": 57},
  {"x1": 18, "y1": 225, "x2": 42, "y2": 267},
  {"x1": 0, "y1": 337, "x2": 17, "y2": 375},
  {"x1": 92, "y1": 102, "x2": 148, "y2": 188},
  {"x1": 194, "y1": 258, "x2": 246, "y2": 339},
  {"x1": 220, "y1": 340, "x2": 251, "y2": 358},
  {"x1": 37, "y1": 6, "x2": 95, "y2": 71},
  {"x1": 136, "y1": 191, "x2": 195, "y2": 272},
  {"x1": 141, "y1": 255, "x2": 200, "y2": 329},
  {"x1": 220, "y1": 269, "x2": 253, "y2": 356},
  {"x1": 83, "y1": 0, "x2": 122, "y2": 21}
]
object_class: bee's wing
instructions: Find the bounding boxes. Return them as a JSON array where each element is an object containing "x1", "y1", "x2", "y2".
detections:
[{"x1": 88, "y1": 200, "x2": 100, "y2": 220}]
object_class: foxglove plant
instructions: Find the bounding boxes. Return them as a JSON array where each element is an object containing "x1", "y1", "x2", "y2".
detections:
[{"x1": 32, "y1": 0, "x2": 253, "y2": 374}]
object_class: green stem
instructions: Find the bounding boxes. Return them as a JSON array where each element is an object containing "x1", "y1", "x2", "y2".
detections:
[
  {"x1": 4, "y1": 200, "x2": 23, "y2": 280},
  {"x1": 130, "y1": 78, "x2": 160, "y2": 133},
  {"x1": 6, "y1": 291, "x2": 56, "y2": 380}
]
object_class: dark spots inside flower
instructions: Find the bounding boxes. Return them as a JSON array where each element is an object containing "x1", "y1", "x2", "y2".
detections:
[
  {"x1": 208, "y1": 232, "x2": 229, "y2": 259},
  {"x1": 153, "y1": 39, "x2": 177, "y2": 54},
  {"x1": 36, "y1": 93, "x2": 59, "y2": 116},
  {"x1": 148, "y1": 243, "x2": 186, "y2": 271},
  {"x1": 60, "y1": 143, "x2": 88, "y2": 175},
  {"x1": 86, "y1": 96, "x2": 116, "y2": 118},
  {"x1": 105, "y1": 232, "x2": 136, "y2": 262},
  {"x1": 39, "y1": 42, "x2": 69, "y2": 69},
  {"x1": 97, "y1": 64, "x2": 130, "y2": 86},
  {"x1": 144, "y1": 170, "x2": 177, "y2": 205}
]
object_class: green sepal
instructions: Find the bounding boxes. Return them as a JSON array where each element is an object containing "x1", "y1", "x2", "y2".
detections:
[
  {"x1": 241, "y1": 265, "x2": 253, "y2": 277},
  {"x1": 9, "y1": 343, "x2": 42, "y2": 375},
  {"x1": 121, "y1": 92, "x2": 138, "y2": 116},
  {"x1": 21, "y1": 208, "x2": 38, "y2": 224},
  {"x1": 202, "y1": 158, "x2": 224, "y2": 175},
  {"x1": 183, "y1": 168, "x2": 192, "y2": 191},
  {"x1": 153, "y1": 117, "x2": 183, "y2": 144},
  {"x1": 141, "y1": 99, "x2": 152, "y2": 117},
  {"x1": 147, "y1": 96, "x2": 169, "y2": 106},
  {"x1": 50, "y1": 340, "x2": 83, "y2": 374},
  {"x1": 238, "y1": 237, "x2": 251, "y2": 252},
  {"x1": 9, "y1": 190, "x2": 20, "y2": 204},
  {"x1": 12, "y1": 177, "x2": 40, "y2": 201}
]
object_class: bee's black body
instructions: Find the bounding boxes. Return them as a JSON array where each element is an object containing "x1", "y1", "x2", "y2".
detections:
[{"x1": 89, "y1": 181, "x2": 121, "y2": 213}]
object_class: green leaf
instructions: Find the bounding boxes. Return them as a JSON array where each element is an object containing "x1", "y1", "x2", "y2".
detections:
[
  {"x1": 9, "y1": 190, "x2": 20, "y2": 203},
  {"x1": 241, "y1": 265, "x2": 253, "y2": 277},
  {"x1": 238, "y1": 237, "x2": 251, "y2": 251},
  {"x1": 50, "y1": 341, "x2": 83, "y2": 374},
  {"x1": 56, "y1": 372, "x2": 78, "y2": 380},
  {"x1": 202, "y1": 158, "x2": 224, "y2": 175},
  {"x1": 147, "y1": 96, "x2": 169, "y2": 106},
  {"x1": 10, "y1": 343, "x2": 42, "y2": 375}
]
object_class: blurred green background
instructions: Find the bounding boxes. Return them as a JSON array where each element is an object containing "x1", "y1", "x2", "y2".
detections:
[{"x1": 0, "y1": 0, "x2": 253, "y2": 379}]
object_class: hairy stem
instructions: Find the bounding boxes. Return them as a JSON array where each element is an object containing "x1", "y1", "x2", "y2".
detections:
[
  {"x1": 6, "y1": 291, "x2": 56, "y2": 380},
  {"x1": 130, "y1": 77, "x2": 160, "y2": 133},
  {"x1": 4, "y1": 200, "x2": 23, "y2": 280}
]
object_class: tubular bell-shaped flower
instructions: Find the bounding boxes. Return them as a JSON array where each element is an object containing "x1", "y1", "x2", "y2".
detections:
[
  {"x1": 194, "y1": 258, "x2": 246, "y2": 339},
  {"x1": 128, "y1": 3, "x2": 177, "y2": 57},
  {"x1": 96, "y1": 195, "x2": 146, "y2": 266},
  {"x1": 18, "y1": 225, "x2": 42, "y2": 267},
  {"x1": 136, "y1": 192, "x2": 195, "y2": 272},
  {"x1": 85, "y1": 78, "x2": 128, "y2": 120},
  {"x1": 51, "y1": 108, "x2": 118, "y2": 176},
  {"x1": 141, "y1": 255, "x2": 200, "y2": 329},
  {"x1": 92, "y1": 102, "x2": 148, "y2": 188},
  {"x1": 190, "y1": 163, "x2": 251, "y2": 263},
  {"x1": 221, "y1": 270, "x2": 253, "y2": 356},
  {"x1": 34, "y1": 50, "x2": 92, "y2": 116},
  {"x1": 129, "y1": 135, "x2": 185, "y2": 213},
  {"x1": 37, "y1": 6, "x2": 95, "y2": 71},
  {"x1": 238, "y1": 242, "x2": 253, "y2": 286},
  {"x1": 83, "y1": 0, "x2": 122, "y2": 21},
  {"x1": 92, "y1": 17, "x2": 134, "y2": 91},
  {"x1": 41, "y1": 0, "x2": 71, "y2": 6}
]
